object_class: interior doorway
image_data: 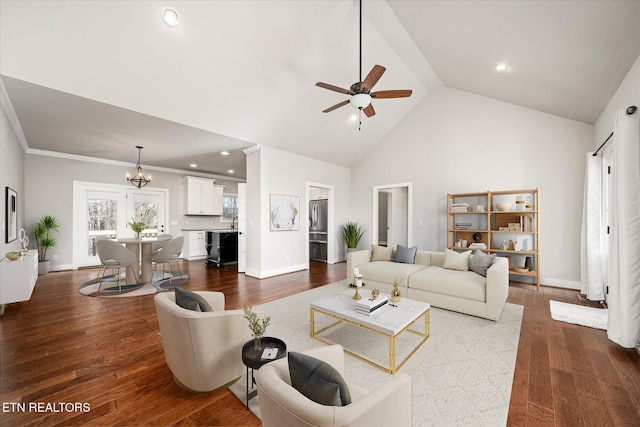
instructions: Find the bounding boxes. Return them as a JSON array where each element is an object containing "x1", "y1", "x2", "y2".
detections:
[
  {"x1": 372, "y1": 183, "x2": 412, "y2": 248},
  {"x1": 306, "y1": 182, "x2": 334, "y2": 266}
]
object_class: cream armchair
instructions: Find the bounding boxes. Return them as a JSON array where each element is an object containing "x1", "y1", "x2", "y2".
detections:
[
  {"x1": 154, "y1": 291, "x2": 251, "y2": 392},
  {"x1": 255, "y1": 345, "x2": 412, "y2": 427}
]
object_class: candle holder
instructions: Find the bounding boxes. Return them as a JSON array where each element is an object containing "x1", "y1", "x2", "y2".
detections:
[{"x1": 352, "y1": 274, "x2": 363, "y2": 300}]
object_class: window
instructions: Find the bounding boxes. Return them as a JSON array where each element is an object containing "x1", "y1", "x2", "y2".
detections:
[{"x1": 222, "y1": 194, "x2": 238, "y2": 222}]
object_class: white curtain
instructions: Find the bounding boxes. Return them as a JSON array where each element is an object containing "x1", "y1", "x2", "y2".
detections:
[
  {"x1": 607, "y1": 108, "x2": 640, "y2": 348},
  {"x1": 580, "y1": 152, "x2": 605, "y2": 300}
]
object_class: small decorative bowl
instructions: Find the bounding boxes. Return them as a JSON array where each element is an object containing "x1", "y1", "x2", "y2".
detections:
[
  {"x1": 496, "y1": 203, "x2": 512, "y2": 211},
  {"x1": 5, "y1": 251, "x2": 22, "y2": 261},
  {"x1": 371, "y1": 289, "x2": 380, "y2": 299}
]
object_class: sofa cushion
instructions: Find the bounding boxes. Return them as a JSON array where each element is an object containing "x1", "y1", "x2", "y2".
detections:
[
  {"x1": 393, "y1": 244, "x2": 418, "y2": 264},
  {"x1": 442, "y1": 249, "x2": 471, "y2": 271},
  {"x1": 408, "y1": 266, "x2": 486, "y2": 302},
  {"x1": 469, "y1": 250, "x2": 497, "y2": 277},
  {"x1": 288, "y1": 351, "x2": 352, "y2": 406},
  {"x1": 359, "y1": 261, "x2": 426, "y2": 287},
  {"x1": 371, "y1": 244, "x2": 393, "y2": 261},
  {"x1": 175, "y1": 287, "x2": 213, "y2": 312}
]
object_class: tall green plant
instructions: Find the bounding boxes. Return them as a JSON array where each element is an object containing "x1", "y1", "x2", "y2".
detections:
[
  {"x1": 342, "y1": 221, "x2": 366, "y2": 249},
  {"x1": 32, "y1": 215, "x2": 60, "y2": 262}
]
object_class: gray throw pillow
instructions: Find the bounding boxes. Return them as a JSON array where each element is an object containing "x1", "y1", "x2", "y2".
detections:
[
  {"x1": 175, "y1": 287, "x2": 213, "y2": 312},
  {"x1": 288, "y1": 352, "x2": 351, "y2": 406},
  {"x1": 469, "y1": 250, "x2": 497, "y2": 277},
  {"x1": 393, "y1": 244, "x2": 418, "y2": 264}
]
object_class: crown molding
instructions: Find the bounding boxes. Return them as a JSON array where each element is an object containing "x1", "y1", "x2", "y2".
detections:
[
  {"x1": 26, "y1": 148, "x2": 246, "y2": 182},
  {"x1": 0, "y1": 78, "x2": 30, "y2": 152}
]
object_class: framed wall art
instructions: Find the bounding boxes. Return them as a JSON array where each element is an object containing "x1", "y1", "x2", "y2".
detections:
[
  {"x1": 5, "y1": 187, "x2": 17, "y2": 243},
  {"x1": 270, "y1": 194, "x2": 300, "y2": 231}
]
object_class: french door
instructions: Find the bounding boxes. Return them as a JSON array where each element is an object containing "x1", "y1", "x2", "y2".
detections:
[{"x1": 73, "y1": 182, "x2": 168, "y2": 268}]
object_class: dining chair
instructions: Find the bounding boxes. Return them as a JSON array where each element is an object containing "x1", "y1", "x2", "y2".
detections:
[
  {"x1": 152, "y1": 233, "x2": 173, "y2": 255},
  {"x1": 152, "y1": 236, "x2": 184, "y2": 285},
  {"x1": 95, "y1": 239, "x2": 139, "y2": 291}
]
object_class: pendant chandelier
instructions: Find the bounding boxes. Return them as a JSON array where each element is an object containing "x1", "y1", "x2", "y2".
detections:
[{"x1": 126, "y1": 146, "x2": 151, "y2": 188}]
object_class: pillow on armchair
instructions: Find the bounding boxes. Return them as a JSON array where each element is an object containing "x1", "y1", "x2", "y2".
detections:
[{"x1": 288, "y1": 351, "x2": 352, "y2": 406}]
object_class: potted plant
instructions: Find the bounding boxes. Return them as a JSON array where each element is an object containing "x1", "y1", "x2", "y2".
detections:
[
  {"x1": 342, "y1": 221, "x2": 366, "y2": 251},
  {"x1": 128, "y1": 218, "x2": 147, "y2": 239},
  {"x1": 243, "y1": 306, "x2": 271, "y2": 354},
  {"x1": 31, "y1": 215, "x2": 60, "y2": 276}
]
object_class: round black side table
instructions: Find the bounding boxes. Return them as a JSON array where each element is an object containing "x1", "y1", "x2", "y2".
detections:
[{"x1": 241, "y1": 337, "x2": 287, "y2": 408}]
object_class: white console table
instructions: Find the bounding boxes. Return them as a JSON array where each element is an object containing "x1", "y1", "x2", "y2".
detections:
[{"x1": 0, "y1": 249, "x2": 38, "y2": 315}]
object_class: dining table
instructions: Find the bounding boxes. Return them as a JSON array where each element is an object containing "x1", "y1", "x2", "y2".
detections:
[{"x1": 116, "y1": 236, "x2": 171, "y2": 284}]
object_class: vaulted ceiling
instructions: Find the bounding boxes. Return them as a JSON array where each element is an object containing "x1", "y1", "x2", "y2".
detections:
[{"x1": 1, "y1": 1, "x2": 638, "y2": 179}]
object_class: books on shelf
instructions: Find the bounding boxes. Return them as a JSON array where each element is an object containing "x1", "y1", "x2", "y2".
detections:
[
  {"x1": 355, "y1": 296, "x2": 388, "y2": 315},
  {"x1": 469, "y1": 243, "x2": 487, "y2": 249}
]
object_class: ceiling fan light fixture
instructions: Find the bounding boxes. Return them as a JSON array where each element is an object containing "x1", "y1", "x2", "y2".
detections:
[
  {"x1": 162, "y1": 7, "x2": 180, "y2": 27},
  {"x1": 350, "y1": 93, "x2": 371, "y2": 109}
]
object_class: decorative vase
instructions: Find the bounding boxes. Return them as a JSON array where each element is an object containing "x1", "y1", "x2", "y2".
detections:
[
  {"x1": 254, "y1": 337, "x2": 262, "y2": 355},
  {"x1": 135, "y1": 231, "x2": 142, "y2": 240},
  {"x1": 38, "y1": 260, "x2": 50, "y2": 276},
  {"x1": 524, "y1": 256, "x2": 534, "y2": 271},
  {"x1": 391, "y1": 280, "x2": 401, "y2": 306}
]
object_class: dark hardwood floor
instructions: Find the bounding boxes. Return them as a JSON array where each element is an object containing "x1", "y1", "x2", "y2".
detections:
[{"x1": 1, "y1": 260, "x2": 638, "y2": 426}]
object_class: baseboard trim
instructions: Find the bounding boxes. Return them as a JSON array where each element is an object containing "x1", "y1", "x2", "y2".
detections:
[
  {"x1": 540, "y1": 276, "x2": 580, "y2": 290},
  {"x1": 245, "y1": 264, "x2": 306, "y2": 279}
]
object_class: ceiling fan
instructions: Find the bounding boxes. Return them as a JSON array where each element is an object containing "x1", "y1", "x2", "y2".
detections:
[{"x1": 315, "y1": 0, "x2": 412, "y2": 128}]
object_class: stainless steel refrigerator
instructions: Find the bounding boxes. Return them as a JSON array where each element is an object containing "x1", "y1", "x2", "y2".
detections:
[{"x1": 309, "y1": 199, "x2": 328, "y2": 262}]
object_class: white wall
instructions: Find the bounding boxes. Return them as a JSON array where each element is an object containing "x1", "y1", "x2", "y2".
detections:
[
  {"x1": 0, "y1": 101, "x2": 25, "y2": 256},
  {"x1": 245, "y1": 145, "x2": 351, "y2": 279},
  {"x1": 351, "y1": 87, "x2": 594, "y2": 288},
  {"x1": 595, "y1": 54, "x2": 640, "y2": 146},
  {"x1": 24, "y1": 152, "x2": 242, "y2": 270}
]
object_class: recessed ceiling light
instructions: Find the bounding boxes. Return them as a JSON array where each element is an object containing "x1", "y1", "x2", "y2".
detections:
[
  {"x1": 162, "y1": 7, "x2": 180, "y2": 27},
  {"x1": 495, "y1": 64, "x2": 509, "y2": 72},
  {"x1": 228, "y1": 169, "x2": 235, "y2": 174},
  {"x1": 190, "y1": 163, "x2": 197, "y2": 168},
  {"x1": 220, "y1": 151, "x2": 230, "y2": 156}
]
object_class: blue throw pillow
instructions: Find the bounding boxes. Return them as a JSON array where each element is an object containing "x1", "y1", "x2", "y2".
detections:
[
  {"x1": 175, "y1": 287, "x2": 213, "y2": 312},
  {"x1": 393, "y1": 244, "x2": 418, "y2": 264},
  {"x1": 288, "y1": 352, "x2": 351, "y2": 406}
]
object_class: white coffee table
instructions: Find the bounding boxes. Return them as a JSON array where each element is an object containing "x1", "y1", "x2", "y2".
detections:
[{"x1": 310, "y1": 289, "x2": 430, "y2": 374}]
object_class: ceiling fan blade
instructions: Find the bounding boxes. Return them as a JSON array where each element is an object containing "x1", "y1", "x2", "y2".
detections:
[
  {"x1": 363, "y1": 103, "x2": 375, "y2": 117},
  {"x1": 322, "y1": 100, "x2": 350, "y2": 113},
  {"x1": 315, "y1": 82, "x2": 353, "y2": 95},
  {"x1": 361, "y1": 65, "x2": 386, "y2": 92},
  {"x1": 371, "y1": 89, "x2": 413, "y2": 99}
]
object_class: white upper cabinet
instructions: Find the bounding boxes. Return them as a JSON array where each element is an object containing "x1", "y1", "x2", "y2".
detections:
[
  {"x1": 212, "y1": 185, "x2": 224, "y2": 216},
  {"x1": 184, "y1": 176, "x2": 215, "y2": 215}
]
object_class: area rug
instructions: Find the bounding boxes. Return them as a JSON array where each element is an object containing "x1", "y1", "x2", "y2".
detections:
[
  {"x1": 550, "y1": 300, "x2": 607, "y2": 330},
  {"x1": 228, "y1": 280, "x2": 524, "y2": 426},
  {"x1": 78, "y1": 271, "x2": 188, "y2": 297}
]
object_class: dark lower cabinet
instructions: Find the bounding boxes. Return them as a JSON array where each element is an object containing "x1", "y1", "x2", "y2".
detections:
[{"x1": 205, "y1": 231, "x2": 238, "y2": 268}]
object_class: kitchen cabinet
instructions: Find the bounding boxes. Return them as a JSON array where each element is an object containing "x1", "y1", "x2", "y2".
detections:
[
  {"x1": 184, "y1": 176, "x2": 215, "y2": 215},
  {"x1": 182, "y1": 230, "x2": 208, "y2": 260},
  {"x1": 212, "y1": 185, "x2": 224, "y2": 216},
  {"x1": 205, "y1": 231, "x2": 238, "y2": 268}
]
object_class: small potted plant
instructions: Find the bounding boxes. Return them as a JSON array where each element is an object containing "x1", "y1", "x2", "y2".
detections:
[
  {"x1": 128, "y1": 218, "x2": 147, "y2": 239},
  {"x1": 31, "y1": 215, "x2": 60, "y2": 276},
  {"x1": 243, "y1": 306, "x2": 271, "y2": 354},
  {"x1": 342, "y1": 221, "x2": 366, "y2": 252}
]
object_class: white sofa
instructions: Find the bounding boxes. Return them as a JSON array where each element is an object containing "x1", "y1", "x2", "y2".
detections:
[
  {"x1": 347, "y1": 249, "x2": 509, "y2": 321},
  {"x1": 256, "y1": 345, "x2": 412, "y2": 427}
]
